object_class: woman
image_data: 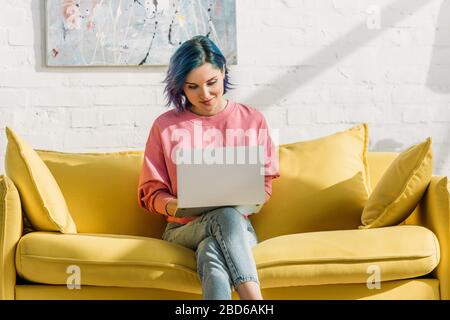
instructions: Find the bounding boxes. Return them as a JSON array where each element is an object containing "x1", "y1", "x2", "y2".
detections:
[{"x1": 138, "y1": 35, "x2": 279, "y2": 300}]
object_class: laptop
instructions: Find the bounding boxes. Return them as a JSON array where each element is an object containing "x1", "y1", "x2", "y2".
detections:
[{"x1": 174, "y1": 145, "x2": 266, "y2": 217}]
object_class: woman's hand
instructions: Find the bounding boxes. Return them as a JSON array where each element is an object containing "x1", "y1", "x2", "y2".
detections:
[{"x1": 165, "y1": 198, "x2": 178, "y2": 216}]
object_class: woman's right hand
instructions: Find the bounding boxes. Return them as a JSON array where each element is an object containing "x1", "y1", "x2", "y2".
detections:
[{"x1": 165, "y1": 198, "x2": 178, "y2": 216}]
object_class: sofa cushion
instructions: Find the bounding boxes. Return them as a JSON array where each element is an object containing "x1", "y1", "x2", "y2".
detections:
[
  {"x1": 253, "y1": 225, "x2": 439, "y2": 289},
  {"x1": 16, "y1": 232, "x2": 201, "y2": 294},
  {"x1": 361, "y1": 137, "x2": 433, "y2": 229},
  {"x1": 16, "y1": 225, "x2": 439, "y2": 291},
  {"x1": 35, "y1": 149, "x2": 166, "y2": 239},
  {"x1": 4, "y1": 127, "x2": 77, "y2": 234},
  {"x1": 251, "y1": 124, "x2": 371, "y2": 241}
]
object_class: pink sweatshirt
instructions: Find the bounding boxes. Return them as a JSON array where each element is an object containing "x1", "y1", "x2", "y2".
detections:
[{"x1": 137, "y1": 100, "x2": 280, "y2": 224}]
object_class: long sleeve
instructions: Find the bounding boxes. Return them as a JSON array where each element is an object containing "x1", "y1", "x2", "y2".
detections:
[
  {"x1": 137, "y1": 122, "x2": 176, "y2": 215},
  {"x1": 259, "y1": 115, "x2": 280, "y2": 199}
]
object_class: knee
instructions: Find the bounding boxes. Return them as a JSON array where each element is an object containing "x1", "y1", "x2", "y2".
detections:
[{"x1": 213, "y1": 207, "x2": 245, "y2": 229}]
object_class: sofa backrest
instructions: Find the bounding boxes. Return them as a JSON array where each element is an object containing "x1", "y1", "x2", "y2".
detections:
[{"x1": 33, "y1": 150, "x2": 399, "y2": 239}]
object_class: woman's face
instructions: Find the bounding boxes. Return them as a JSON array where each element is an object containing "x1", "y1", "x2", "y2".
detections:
[{"x1": 183, "y1": 62, "x2": 226, "y2": 116}]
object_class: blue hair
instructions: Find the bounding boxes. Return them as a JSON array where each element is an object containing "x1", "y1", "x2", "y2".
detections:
[{"x1": 163, "y1": 35, "x2": 233, "y2": 112}]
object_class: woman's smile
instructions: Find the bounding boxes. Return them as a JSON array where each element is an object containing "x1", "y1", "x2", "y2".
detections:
[{"x1": 200, "y1": 97, "x2": 215, "y2": 105}]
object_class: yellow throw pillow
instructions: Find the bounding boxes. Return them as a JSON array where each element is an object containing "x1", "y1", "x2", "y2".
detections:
[
  {"x1": 250, "y1": 124, "x2": 371, "y2": 242},
  {"x1": 360, "y1": 137, "x2": 433, "y2": 229},
  {"x1": 4, "y1": 127, "x2": 77, "y2": 233}
]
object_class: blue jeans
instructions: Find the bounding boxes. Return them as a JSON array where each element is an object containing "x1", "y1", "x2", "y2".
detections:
[{"x1": 161, "y1": 207, "x2": 259, "y2": 300}]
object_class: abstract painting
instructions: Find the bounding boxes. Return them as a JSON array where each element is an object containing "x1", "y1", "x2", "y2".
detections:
[{"x1": 46, "y1": 0, "x2": 237, "y2": 66}]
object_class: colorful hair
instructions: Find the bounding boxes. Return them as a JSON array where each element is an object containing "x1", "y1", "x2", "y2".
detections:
[{"x1": 163, "y1": 35, "x2": 233, "y2": 112}]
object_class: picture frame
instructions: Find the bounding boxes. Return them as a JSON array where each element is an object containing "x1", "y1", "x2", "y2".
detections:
[{"x1": 45, "y1": 0, "x2": 237, "y2": 67}]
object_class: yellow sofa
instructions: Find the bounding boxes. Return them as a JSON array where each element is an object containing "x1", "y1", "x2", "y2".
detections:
[{"x1": 0, "y1": 125, "x2": 448, "y2": 300}]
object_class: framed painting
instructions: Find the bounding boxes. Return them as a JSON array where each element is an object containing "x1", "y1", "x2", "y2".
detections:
[{"x1": 45, "y1": 0, "x2": 237, "y2": 66}]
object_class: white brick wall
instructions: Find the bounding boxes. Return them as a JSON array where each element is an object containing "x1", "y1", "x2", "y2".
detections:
[{"x1": 0, "y1": 0, "x2": 449, "y2": 176}]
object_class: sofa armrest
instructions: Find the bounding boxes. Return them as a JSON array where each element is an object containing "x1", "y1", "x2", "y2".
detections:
[
  {"x1": 0, "y1": 175, "x2": 23, "y2": 300},
  {"x1": 414, "y1": 176, "x2": 449, "y2": 299}
]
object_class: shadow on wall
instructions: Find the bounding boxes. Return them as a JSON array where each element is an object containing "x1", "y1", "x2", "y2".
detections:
[
  {"x1": 426, "y1": 0, "x2": 450, "y2": 169},
  {"x1": 427, "y1": 0, "x2": 450, "y2": 92},
  {"x1": 31, "y1": 0, "x2": 447, "y2": 164},
  {"x1": 241, "y1": 0, "x2": 444, "y2": 155},
  {"x1": 372, "y1": 139, "x2": 403, "y2": 152},
  {"x1": 245, "y1": 0, "x2": 429, "y2": 110}
]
